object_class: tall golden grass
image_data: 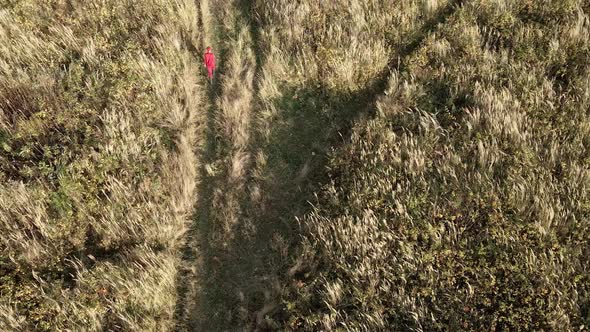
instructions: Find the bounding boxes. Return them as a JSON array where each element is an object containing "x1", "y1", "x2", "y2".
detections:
[
  {"x1": 0, "y1": 0, "x2": 204, "y2": 330},
  {"x1": 284, "y1": 0, "x2": 590, "y2": 330},
  {"x1": 192, "y1": 0, "x2": 466, "y2": 329},
  {"x1": 2, "y1": 0, "x2": 589, "y2": 330},
  {"x1": 209, "y1": 0, "x2": 256, "y2": 244}
]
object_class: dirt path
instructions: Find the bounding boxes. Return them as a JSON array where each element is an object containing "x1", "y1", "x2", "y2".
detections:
[
  {"x1": 186, "y1": 1, "x2": 268, "y2": 330},
  {"x1": 173, "y1": 0, "x2": 219, "y2": 329},
  {"x1": 173, "y1": 0, "x2": 268, "y2": 329},
  {"x1": 175, "y1": 0, "x2": 299, "y2": 329}
]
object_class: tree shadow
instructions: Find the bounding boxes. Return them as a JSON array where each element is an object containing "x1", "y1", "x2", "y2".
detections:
[
  {"x1": 179, "y1": 0, "x2": 464, "y2": 330},
  {"x1": 397, "y1": 0, "x2": 464, "y2": 68},
  {"x1": 191, "y1": 81, "x2": 383, "y2": 331}
]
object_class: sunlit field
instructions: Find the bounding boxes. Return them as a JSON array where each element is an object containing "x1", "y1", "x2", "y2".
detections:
[{"x1": 1, "y1": 0, "x2": 588, "y2": 330}]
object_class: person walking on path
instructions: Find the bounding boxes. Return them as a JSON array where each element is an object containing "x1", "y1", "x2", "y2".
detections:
[{"x1": 203, "y1": 46, "x2": 216, "y2": 83}]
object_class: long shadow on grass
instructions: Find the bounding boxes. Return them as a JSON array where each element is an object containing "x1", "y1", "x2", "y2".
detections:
[
  {"x1": 397, "y1": 0, "x2": 465, "y2": 63},
  {"x1": 186, "y1": 0, "x2": 464, "y2": 330},
  {"x1": 173, "y1": 77, "x2": 226, "y2": 331},
  {"x1": 378, "y1": 0, "x2": 465, "y2": 92},
  {"x1": 193, "y1": 82, "x2": 385, "y2": 330}
]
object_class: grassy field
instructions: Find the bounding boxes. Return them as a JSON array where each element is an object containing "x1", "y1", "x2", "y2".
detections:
[
  {"x1": 282, "y1": 0, "x2": 590, "y2": 330},
  {"x1": 0, "y1": 0, "x2": 204, "y2": 330},
  {"x1": 1, "y1": 0, "x2": 589, "y2": 331}
]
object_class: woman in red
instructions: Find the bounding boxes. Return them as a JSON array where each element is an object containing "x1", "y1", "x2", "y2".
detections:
[{"x1": 203, "y1": 46, "x2": 216, "y2": 83}]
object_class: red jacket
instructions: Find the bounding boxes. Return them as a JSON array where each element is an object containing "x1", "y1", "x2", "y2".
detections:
[{"x1": 204, "y1": 52, "x2": 216, "y2": 69}]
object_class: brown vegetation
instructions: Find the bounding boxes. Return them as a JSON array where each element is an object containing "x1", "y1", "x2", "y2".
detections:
[
  {"x1": 283, "y1": 0, "x2": 590, "y2": 330},
  {"x1": 0, "y1": 0, "x2": 204, "y2": 330},
  {"x1": 2, "y1": 0, "x2": 589, "y2": 331}
]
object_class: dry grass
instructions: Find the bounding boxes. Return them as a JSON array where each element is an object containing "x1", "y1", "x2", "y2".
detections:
[
  {"x1": 3, "y1": 0, "x2": 589, "y2": 330},
  {"x1": 283, "y1": 0, "x2": 590, "y2": 330},
  {"x1": 191, "y1": 0, "x2": 431, "y2": 329},
  {"x1": 209, "y1": 0, "x2": 256, "y2": 243},
  {"x1": 193, "y1": 0, "x2": 463, "y2": 329},
  {"x1": 0, "y1": 0, "x2": 204, "y2": 330}
]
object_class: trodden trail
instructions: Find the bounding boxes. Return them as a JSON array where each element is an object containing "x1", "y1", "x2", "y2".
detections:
[
  {"x1": 173, "y1": 0, "x2": 220, "y2": 329},
  {"x1": 187, "y1": 0, "x2": 264, "y2": 329},
  {"x1": 175, "y1": 0, "x2": 296, "y2": 329},
  {"x1": 174, "y1": 0, "x2": 265, "y2": 329}
]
